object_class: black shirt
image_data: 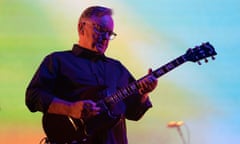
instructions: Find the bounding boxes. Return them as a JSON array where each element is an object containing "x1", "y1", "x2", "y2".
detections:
[{"x1": 26, "y1": 44, "x2": 152, "y2": 144}]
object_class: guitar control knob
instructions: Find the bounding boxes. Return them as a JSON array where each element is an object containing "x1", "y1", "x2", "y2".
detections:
[{"x1": 197, "y1": 61, "x2": 202, "y2": 65}]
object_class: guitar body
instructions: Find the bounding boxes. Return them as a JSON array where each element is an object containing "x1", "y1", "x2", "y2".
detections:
[
  {"x1": 42, "y1": 86, "x2": 121, "y2": 143},
  {"x1": 42, "y1": 114, "x2": 86, "y2": 143},
  {"x1": 42, "y1": 111, "x2": 120, "y2": 143}
]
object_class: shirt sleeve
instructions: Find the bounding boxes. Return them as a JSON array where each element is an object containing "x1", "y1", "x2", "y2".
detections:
[
  {"x1": 117, "y1": 63, "x2": 153, "y2": 121},
  {"x1": 25, "y1": 54, "x2": 58, "y2": 113},
  {"x1": 124, "y1": 78, "x2": 153, "y2": 121}
]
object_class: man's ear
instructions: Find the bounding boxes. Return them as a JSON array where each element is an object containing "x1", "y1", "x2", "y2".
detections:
[{"x1": 78, "y1": 22, "x2": 85, "y2": 34}]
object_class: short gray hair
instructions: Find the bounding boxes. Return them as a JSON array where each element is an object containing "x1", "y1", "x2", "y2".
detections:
[
  {"x1": 79, "y1": 6, "x2": 112, "y2": 21},
  {"x1": 78, "y1": 6, "x2": 113, "y2": 34}
]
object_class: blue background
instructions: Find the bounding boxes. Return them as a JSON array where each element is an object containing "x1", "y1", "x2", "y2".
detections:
[{"x1": 0, "y1": 0, "x2": 239, "y2": 143}]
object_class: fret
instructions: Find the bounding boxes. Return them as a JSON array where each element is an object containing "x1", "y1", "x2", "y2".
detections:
[
  {"x1": 155, "y1": 69, "x2": 164, "y2": 77},
  {"x1": 165, "y1": 63, "x2": 174, "y2": 71},
  {"x1": 117, "y1": 90, "x2": 124, "y2": 102},
  {"x1": 114, "y1": 91, "x2": 121, "y2": 103},
  {"x1": 106, "y1": 96, "x2": 114, "y2": 104},
  {"x1": 121, "y1": 91, "x2": 128, "y2": 100},
  {"x1": 129, "y1": 83, "x2": 137, "y2": 91},
  {"x1": 126, "y1": 86, "x2": 133, "y2": 94},
  {"x1": 135, "y1": 81, "x2": 141, "y2": 89},
  {"x1": 175, "y1": 58, "x2": 180, "y2": 65},
  {"x1": 175, "y1": 57, "x2": 184, "y2": 65},
  {"x1": 177, "y1": 56, "x2": 185, "y2": 64},
  {"x1": 109, "y1": 95, "x2": 115, "y2": 103},
  {"x1": 122, "y1": 89, "x2": 129, "y2": 95},
  {"x1": 181, "y1": 55, "x2": 187, "y2": 62}
]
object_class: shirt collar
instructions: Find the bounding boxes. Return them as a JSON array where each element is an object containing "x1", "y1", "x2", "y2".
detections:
[{"x1": 72, "y1": 44, "x2": 106, "y2": 60}]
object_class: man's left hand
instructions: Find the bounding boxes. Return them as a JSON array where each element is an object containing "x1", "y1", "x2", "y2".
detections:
[{"x1": 138, "y1": 68, "x2": 158, "y2": 102}]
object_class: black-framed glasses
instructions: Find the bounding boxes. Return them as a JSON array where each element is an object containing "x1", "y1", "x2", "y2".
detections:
[{"x1": 83, "y1": 21, "x2": 117, "y2": 40}]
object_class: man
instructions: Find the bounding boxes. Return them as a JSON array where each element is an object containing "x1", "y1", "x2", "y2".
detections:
[{"x1": 26, "y1": 6, "x2": 158, "y2": 144}]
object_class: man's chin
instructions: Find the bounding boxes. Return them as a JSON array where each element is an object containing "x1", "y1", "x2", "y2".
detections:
[{"x1": 95, "y1": 45, "x2": 106, "y2": 54}]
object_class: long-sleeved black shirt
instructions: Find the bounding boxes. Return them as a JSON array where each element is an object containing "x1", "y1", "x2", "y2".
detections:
[{"x1": 26, "y1": 44, "x2": 152, "y2": 144}]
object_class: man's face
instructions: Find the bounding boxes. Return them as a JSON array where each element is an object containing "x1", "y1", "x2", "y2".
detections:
[{"x1": 81, "y1": 15, "x2": 114, "y2": 54}]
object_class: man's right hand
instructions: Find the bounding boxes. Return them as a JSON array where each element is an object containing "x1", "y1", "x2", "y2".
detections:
[
  {"x1": 48, "y1": 98, "x2": 101, "y2": 119},
  {"x1": 72, "y1": 100, "x2": 101, "y2": 119}
]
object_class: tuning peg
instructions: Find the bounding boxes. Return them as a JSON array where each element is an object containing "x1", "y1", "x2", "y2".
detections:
[
  {"x1": 211, "y1": 56, "x2": 215, "y2": 60},
  {"x1": 204, "y1": 42, "x2": 209, "y2": 45},
  {"x1": 204, "y1": 58, "x2": 208, "y2": 63},
  {"x1": 197, "y1": 61, "x2": 202, "y2": 65}
]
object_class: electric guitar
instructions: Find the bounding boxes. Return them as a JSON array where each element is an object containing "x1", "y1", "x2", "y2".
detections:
[{"x1": 42, "y1": 42, "x2": 217, "y2": 143}]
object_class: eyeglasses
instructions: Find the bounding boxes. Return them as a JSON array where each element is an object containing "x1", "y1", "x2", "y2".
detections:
[{"x1": 82, "y1": 21, "x2": 117, "y2": 40}]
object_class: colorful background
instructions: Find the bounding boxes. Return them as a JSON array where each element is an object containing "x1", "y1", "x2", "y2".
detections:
[{"x1": 0, "y1": 0, "x2": 239, "y2": 144}]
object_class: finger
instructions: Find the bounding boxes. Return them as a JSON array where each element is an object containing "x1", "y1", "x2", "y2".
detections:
[
  {"x1": 138, "y1": 88, "x2": 144, "y2": 95},
  {"x1": 86, "y1": 100, "x2": 97, "y2": 106},
  {"x1": 139, "y1": 80, "x2": 149, "y2": 91},
  {"x1": 92, "y1": 106, "x2": 101, "y2": 112},
  {"x1": 90, "y1": 106, "x2": 101, "y2": 116},
  {"x1": 140, "y1": 79, "x2": 148, "y2": 89},
  {"x1": 149, "y1": 75, "x2": 158, "y2": 84}
]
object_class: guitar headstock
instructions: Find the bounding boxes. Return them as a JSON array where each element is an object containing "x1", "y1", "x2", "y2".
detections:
[{"x1": 185, "y1": 42, "x2": 217, "y2": 64}]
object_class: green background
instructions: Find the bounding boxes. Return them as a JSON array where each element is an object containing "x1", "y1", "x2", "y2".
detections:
[{"x1": 1, "y1": 0, "x2": 239, "y2": 144}]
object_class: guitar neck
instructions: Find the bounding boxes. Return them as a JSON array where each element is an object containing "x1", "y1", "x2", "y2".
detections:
[
  {"x1": 103, "y1": 54, "x2": 187, "y2": 105},
  {"x1": 152, "y1": 55, "x2": 186, "y2": 78}
]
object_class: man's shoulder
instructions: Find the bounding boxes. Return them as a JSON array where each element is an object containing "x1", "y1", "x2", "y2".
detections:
[
  {"x1": 42, "y1": 50, "x2": 73, "y2": 63},
  {"x1": 105, "y1": 56, "x2": 121, "y2": 65},
  {"x1": 50, "y1": 50, "x2": 72, "y2": 55},
  {"x1": 46, "y1": 50, "x2": 73, "y2": 58}
]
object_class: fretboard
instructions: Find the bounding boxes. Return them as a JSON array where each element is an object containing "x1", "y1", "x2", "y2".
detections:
[{"x1": 104, "y1": 55, "x2": 187, "y2": 105}]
